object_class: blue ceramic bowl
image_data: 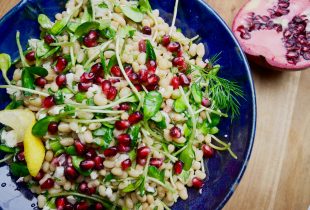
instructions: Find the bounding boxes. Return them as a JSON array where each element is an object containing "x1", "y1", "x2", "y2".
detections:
[{"x1": 0, "y1": 0, "x2": 256, "y2": 209}]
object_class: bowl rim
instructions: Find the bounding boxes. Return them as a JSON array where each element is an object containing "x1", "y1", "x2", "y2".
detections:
[{"x1": 0, "y1": 0, "x2": 257, "y2": 209}]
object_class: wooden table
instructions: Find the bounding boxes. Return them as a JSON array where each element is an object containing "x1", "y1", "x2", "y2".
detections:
[{"x1": 1, "y1": 1, "x2": 309, "y2": 210}]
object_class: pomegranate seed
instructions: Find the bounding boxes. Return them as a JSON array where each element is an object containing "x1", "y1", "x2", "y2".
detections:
[
  {"x1": 83, "y1": 30, "x2": 99, "y2": 47},
  {"x1": 74, "y1": 140, "x2": 86, "y2": 156},
  {"x1": 201, "y1": 98, "x2": 211, "y2": 107},
  {"x1": 78, "y1": 82, "x2": 92, "y2": 92},
  {"x1": 128, "y1": 72, "x2": 139, "y2": 84},
  {"x1": 146, "y1": 84, "x2": 158, "y2": 91},
  {"x1": 54, "y1": 57, "x2": 67, "y2": 73},
  {"x1": 137, "y1": 157, "x2": 147, "y2": 166},
  {"x1": 44, "y1": 34, "x2": 55, "y2": 45},
  {"x1": 48, "y1": 122, "x2": 58, "y2": 134},
  {"x1": 162, "y1": 35, "x2": 171, "y2": 46},
  {"x1": 174, "y1": 161, "x2": 183, "y2": 174},
  {"x1": 80, "y1": 72, "x2": 95, "y2": 83},
  {"x1": 110, "y1": 78, "x2": 120, "y2": 84},
  {"x1": 150, "y1": 158, "x2": 164, "y2": 168},
  {"x1": 64, "y1": 203, "x2": 74, "y2": 210},
  {"x1": 95, "y1": 76, "x2": 104, "y2": 84},
  {"x1": 16, "y1": 151, "x2": 25, "y2": 162},
  {"x1": 78, "y1": 182, "x2": 88, "y2": 194},
  {"x1": 103, "y1": 146, "x2": 118, "y2": 157},
  {"x1": 167, "y1": 42, "x2": 181, "y2": 52},
  {"x1": 91, "y1": 63, "x2": 103, "y2": 76},
  {"x1": 121, "y1": 159, "x2": 132, "y2": 170},
  {"x1": 85, "y1": 148, "x2": 97, "y2": 159},
  {"x1": 115, "y1": 120, "x2": 130, "y2": 130},
  {"x1": 56, "y1": 75, "x2": 67, "y2": 87},
  {"x1": 128, "y1": 111, "x2": 143, "y2": 125},
  {"x1": 177, "y1": 50, "x2": 183, "y2": 57},
  {"x1": 142, "y1": 26, "x2": 152, "y2": 35},
  {"x1": 202, "y1": 144, "x2": 214, "y2": 158},
  {"x1": 118, "y1": 103, "x2": 130, "y2": 111},
  {"x1": 170, "y1": 76, "x2": 180, "y2": 89},
  {"x1": 170, "y1": 126, "x2": 182, "y2": 138},
  {"x1": 137, "y1": 146, "x2": 151, "y2": 158},
  {"x1": 75, "y1": 201, "x2": 89, "y2": 210},
  {"x1": 146, "y1": 60, "x2": 157, "y2": 73},
  {"x1": 111, "y1": 65, "x2": 122, "y2": 77},
  {"x1": 124, "y1": 65, "x2": 134, "y2": 75},
  {"x1": 41, "y1": 178, "x2": 54, "y2": 190},
  {"x1": 93, "y1": 156, "x2": 104, "y2": 170},
  {"x1": 93, "y1": 203, "x2": 104, "y2": 210},
  {"x1": 80, "y1": 159, "x2": 95, "y2": 171},
  {"x1": 101, "y1": 80, "x2": 112, "y2": 95},
  {"x1": 172, "y1": 57, "x2": 185, "y2": 67},
  {"x1": 25, "y1": 51, "x2": 35, "y2": 62},
  {"x1": 138, "y1": 40, "x2": 146, "y2": 52},
  {"x1": 35, "y1": 77, "x2": 47, "y2": 88},
  {"x1": 117, "y1": 144, "x2": 131, "y2": 153},
  {"x1": 192, "y1": 177, "x2": 204, "y2": 189},
  {"x1": 179, "y1": 74, "x2": 190, "y2": 86},
  {"x1": 138, "y1": 69, "x2": 149, "y2": 83},
  {"x1": 147, "y1": 74, "x2": 160, "y2": 86},
  {"x1": 134, "y1": 84, "x2": 143, "y2": 91},
  {"x1": 64, "y1": 166, "x2": 79, "y2": 180},
  {"x1": 117, "y1": 134, "x2": 131, "y2": 146},
  {"x1": 43, "y1": 96, "x2": 55, "y2": 108},
  {"x1": 107, "y1": 86, "x2": 117, "y2": 101},
  {"x1": 55, "y1": 197, "x2": 67, "y2": 210},
  {"x1": 33, "y1": 170, "x2": 44, "y2": 181}
]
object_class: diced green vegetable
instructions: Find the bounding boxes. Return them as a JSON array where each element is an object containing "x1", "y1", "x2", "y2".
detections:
[
  {"x1": 75, "y1": 92, "x2": 87, "y2": 103},
  {"x1": 21, "y1": 69, "x2": 35, "y2": 95},
  {"x1": 98, "y1": 2, "x2": 108, "y2": 8},
  {"x1": 49, "y1": 139, "x2": 63, "y2": 152},
  {"x1": 32, "y1": 115, "x2": 61, "y2": 137},
  {"x1": 65, "y1": 146, "x2": 77, "y2": 155}
]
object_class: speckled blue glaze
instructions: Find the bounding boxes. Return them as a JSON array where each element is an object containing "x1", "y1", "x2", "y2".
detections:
[{"x1": 0, "y1": 0, "x2": 256, "y2": 209}]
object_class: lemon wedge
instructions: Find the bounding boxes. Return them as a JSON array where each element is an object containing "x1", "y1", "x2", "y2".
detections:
[{"x1": 0, "y1": 109, "x2": 45, "y2": 176}]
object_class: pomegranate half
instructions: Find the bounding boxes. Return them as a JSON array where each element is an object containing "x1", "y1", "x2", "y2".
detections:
[{"x1": 232, "y1": 0, "x2": 310, "y2": 71}]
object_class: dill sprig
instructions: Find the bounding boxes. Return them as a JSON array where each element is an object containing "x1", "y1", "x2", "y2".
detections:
[
  {"x1": 191, "y1": 64, "x2": 244, "y2": 119},
  {"x1": 208, "y1": 52, "x2": 222, "y2": 66}
]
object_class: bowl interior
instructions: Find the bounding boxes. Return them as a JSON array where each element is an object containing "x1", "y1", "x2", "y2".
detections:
[{"x1": 0, "y1": 0, "x2": 256, "y2": 209}]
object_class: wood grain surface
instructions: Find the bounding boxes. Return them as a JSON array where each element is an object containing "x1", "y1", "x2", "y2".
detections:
[{"x1": 0, "y1": 1, "x2": 309, "y2": 210}]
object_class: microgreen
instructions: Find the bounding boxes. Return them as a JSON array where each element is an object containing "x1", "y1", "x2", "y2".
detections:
[
  {"x1": 38, "y1": 14, "x2": 53, "y2": 29},
  {"x1": 0, "y1": 53, "x2": 12, "y2": 84},
  {"x1": 143, "y1": 91, "x2": 163, "y2": 120},
  {"x1": 121, "y1": 5, "x2": 144, "y2": 23},
  {"x1": 145, "y1": 40, "x2": 156, "y2": 61}
]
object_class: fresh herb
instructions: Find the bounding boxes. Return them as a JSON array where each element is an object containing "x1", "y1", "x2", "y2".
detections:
[
  {"x1": 107, "y1": 54, "x2": 117, "y2": 73},
  {"x1": 127, "y1": 124, "x2": 140, "y2": 147},
  {"x1": 148, "y1": 166, "x2": 165, "y2": 183},
  {"x1": 100, "y1": 51, "x2": 108, "y2": 76},
  {"x1": 50, "y1": 15, "x2": 71, "y2": 35},
  {"x1": 93, "y1": 126, "x2": 113, "y2": 149},
  {"x1": 75, "y1": 92, "x2": 87, "y2": 103},
  {"x1": 191, "y1": 83, "x2": 202, "y2": 104},
  {"x1": 0, "y1": 145, "x2": 16, "y2": 153},
  {"x1": 178, "y1": 170, "x2": 190, "y2": 183},
  {"x1": 49, "y1": 139, "x2": 63, "y2": 153},
  {"x1": 145, "y1": 40, "x2": 156, "y2": 61},
  {"x1": 119, "y1": 26, "x2": 136, "y2": 38},
  {"x1": 10, "y1": 162, "x2": 30, "y2": 177},
  {"x1": 173, "y1": 96, "x2": 187, "y2": 113},
  {"x1": 179, "y1": 144, "x2": 195, "y2": 171},
  {"x1": 139, "y1": 0, "x2": 152, "y2": 12},
  {"x1": 100, "y1": 27, "x2": 116, "y2": 39},
  {"x1": 104, "y1": 173, "x2": 115, "y2": 183},
  {"x1": 0, "y1": 53, "x2": 11, "y2": 84},
  {"x1": 65, "y1": 146, "x2": 77, "y2": 155},
  {"x1": 121, "y1": 5, "x2": 144, "y2": 23},
  {"x1": 54, "y1": 90, "x2": 64, "y2": 105},
  {"x1": 41, "y1": 46, "x2": 61, "y2": 60},
  {"x1": 16, "y1": 31, "x2": 28, "y2": 67},
  {"x1": 72, "y1": 156, "x2": 92, "y2": 176},
  {"x1": 35, "y1": 40, "x2": 50, "y2": 58},
  {"x1": 98, "y1": 2, "x2": 108, "y2": 8},
  {"x1": 23, "y1": 67, "x2": 48, "y2": 77},
  {"x1": 38, "y1": 14, "x2": 53, "y2": 29},
  {"x1": 5, "y1": 96, "x2": 23, "y2": 110},
  {"x1": 151, "y1": 112, "x2": 167, "y2": 129},
  {"x1": 143, "y1": 91, "x2": 163, "y2": 120},
  {"x1": 21, "y1": 69, "x2": 35, "y2": 95},
  {"x1": 74, "y1": 21, "x2": 100, "y2": 37},
  {"x1": 122, "y1": 175, "x2": 144, "y2": 193}
]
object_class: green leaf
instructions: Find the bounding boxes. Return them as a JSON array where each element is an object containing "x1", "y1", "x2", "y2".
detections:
[
  {"x1": 100, "y1": 51, "x2": 108, "y2": 76},
  {"x1": 128, "y1": 150, "x2": 136, "y2": 161},
  {"x1": 32, "y1": 115, "x2": 60, "y2": 137},
  {"x1": 139, "y1": 0, "x2": 152, "y2": 12},
  {"x1": 148, "y1": 166, "x2": 165, "y2": 183},
  {"x1": 93, "y1": 126, "x2": 113, "y2": 149},
  {"x1": 104, "y1": 173, "x2": 115, "y2": 183},
  {"x1": 75, "y1": 92, "x2": 87, "y2": 103},
  {"x1": 86, "y1": 98, "x2": 95, "y2": 106},
  {"x1": 179, "y1": 145, "x2": 195, "y2": 171},
  {"x1": 72, "y1": 156, "x2": 92, "y2": 176},
  {"x1": 0, "y1": 144, "x2": 16, "y2": 153},
  {"x1": 98, "y1": 2, "x2": 108, "y2": 8},
  {"x1": 54, "y1": 90, "x2": 64, "y2": 105},
  {"x1": 38, "y1": 14, "x2": 53, "y2": 29},
  {"x1": 179, "y1": 170, "x2": 190, "y2": 183},
  {"x1": 50, "y1": 15, "x2": 71, "y2": 35},
  {"x1": 119, "y1": 26, "x2": 136, "y2": 38},
  {"x1": 146, "y1": 40, "x2": 156, "y2": 61},
  {"x1": 127, "y1": 124, "x2": 140, "y2": 147},
  {"x1": 67, "y1": 21, "x2": 81, "y2": 33},
  {"x1": 35, "y1": 40, "x2": 50, "y2": 58},
  {"x1": 173, "y1": 97, "x2": 187, "y2": 113},
  {"x1": 100, "y1": 27, "x2": 116, "y2": 39},
  {"x1": 183, "y1": 123, "x2": 191, "y2": 138},
  {"x1": 74, "y1": 21, "x2": 100, "y2": 37},
  {"x1": 143, "y1": 91, "x2": 163, "y2": 120},
  {"x1": 191, "y1": 83, "x2": 202, "y2": 104},
  {"x1": 49, "y1": 139, "x2": 63, "y2": 153},
  {"x1": 122, "y1": 176, "x2": 144, "y2": 193},
  {"x1": 10, "y1": 162, "x2": 29, "y2": 177},
  {"x1": 41, "y1": 46, "x2": 61, "y2": 60},
  {"x1": 121, "y1": 5, "x2": 144, "y2": 23},
  {"x1": 21, "y1": 69, "x2": 35, "y2": 95},
  {"x1": 0, "y1": 53, "x2": 11, "y2": 75},
  {"x1": 23, "y1": 67, "x2": 48, "y2": 77},
  {"x1": 107, "y1": 54, "x2": 117, "y2": 73},
  {"x1": 65, "y1": 146, "x2": 77, "y2": 155},
  {"x1": 5, "y1": 97, "x2": 23, "y2": 110}
]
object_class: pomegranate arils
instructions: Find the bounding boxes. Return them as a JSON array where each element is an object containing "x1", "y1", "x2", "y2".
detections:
[
  {"x1": 137, "y1": 157, "x2": 147, "y2": 166},
  {"x1": 78, "y1": 182, "x2": 89, "y2": 194},
  {"x1": 78, "y1": 82, "x2": 92, "y2": 92},
  {"x1": 147, "y1": 74, "x2": 160, "y2": 86},
  {"x1": 170, "y1": 76, "x2": 180, "y2": 89},
  {"x1": 93, "y1": 156, "x2": 104, "y2": 170},
  {"x1": 101, "y1": 80, "x2": 112, "y2": 95},
  {"x1": 115, "y1": 120, "x2": 130, "y2": 130},
  {"x1": 74, "y1": 140, "x2": 86, "y2": 155},
  {"x1": 128, "y1": 111, "x2": 143, "y2": 125},
  {"x1": 202, "y1": 98, "x2": 211, "y2": 107},
  {"x1": 83, "y1": 30, "x2": 99, "y2": 47},
  {"x1": 202, "y1": 144, "x2": 215, "y2": 158},
  {"x1": 138, "y1": 69, "x2": 149, "y2": 82},
  {"x1": 117, "y1": 134, "x2": 131, "y2": 145},
  {"x1": 121, "y1": 159, "x2": 132, "y2": 170},
  {"x1": 25, "y1": 51, "x2": 35, "y2": 62},
  {"x1": 137, "y1": 146, "x2": 151, "y2": 158},
  {"x1": 192, "y1": 177, "x2": 204, "y2": 189},
  {"x1": 124, "y1": 65, "x2": 134, "y2": 75},
  {"x1": 150, "y1": 158, "x2": 164, "y2": 168},
  {"x1": 33, "y1": 170, "x2": 44, "y2": 181},
  {"x1": 55, "y1": 197, "x2": 67, "y2": 210},
  {"x1": 146, "y1": 60, "x2": 157, "y2": 73},
  {"x1": 179, "y1": 74, "x2": 190, "y2": 86},
  {"x1": 172, "y1": 57, "x2": 185, "y2": 67},
  {"x1": 170, "y1": 126, "x2": 182, "y2": 138},
  {"x1": 107, "y1": 86, "x2": 117, "y2": 101},
  {"x1": 44, "y1": 34, "x2": 55, "y2": 45},
  {"x1": 56, "y1": 75, "x2": 67, "y2": 87},
  {"x1": 117, "y1": 144, "x2": 131, "y2": 153},
  {"x1": 80, "y1": 159, "x2": 95, "y2": 170},
  {"x1": 80, "y1": 72, "x2": 95, "y2": 83},
  {"x1": 41, "y1": 178, "x2": 54, "y2": 189},
  {"x1": 16, "y1": 151, "x2": 25, "y2": 162},
  {"x1": 138, "y1": 40, "x2": 146, "y2": 52},
  {"x1": 54, "y1": 57, "x2": 67, "y2": 73},
  {"x1": 43, "y1": 96, "x2": 55, "y2": 108},
  {"x1": 35, "y1": 77, "x2": 47, "y2": 88},
  {"x1": 174, "y1": 161, "x2": 183, "y2": 174},
  {"x1": 93, "y1": 203, "x2": 104, "y2": 210},
  {"x1": 91, "y1": 63, "x2": 103, "y2": 76},
  {"x1": 103, "y1": 146, "x2": 118, "y2": 157},
  {"x1": 118, "y1": 102, "x2": 130, "y2": 111},
  {"x1": 64, "y1": 166, "x2": 79, "y2": 180},
  {"x1": 48, "y1": 122, "x2": 58, "y2": 134},
  {"x1": 128, "y1": 72, "x2": 139, "y2": 84},
  {"x1": 142, "y1": 26, "x2": 152, "y2": 35},
  {"x1": 162, "y1": 34, "x2": 171, "y2": 46},
  {"x1": 85, "y1": 148, "x2": 97, "y2": 159},
  {"x1": 75, "y1": 201, "x2": 89, "y2": 210},
  {"x1": 111, "y1": 65, "x2": 122, "y2": 77},
  {"x1": 167, "y1": 42, "x2": 181, "y2": 52}
]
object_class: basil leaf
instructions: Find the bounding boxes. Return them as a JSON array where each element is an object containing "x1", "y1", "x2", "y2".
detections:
[
  {"x1": 179, "y1": 145, "x2": 195, "y2": 171},
  {"x1": 146, "y1": 40, "x2": 156, "y2": 61},
  {"x1": 139, "y1": 0, "x2": 152, "y2": 13},
  {"x1": 23, "y1": 67, "x2": 48, "y2": 77},
  {"x1": 100, "y1": 27, "x2": 116, "y2": 39},
  {"x1": 0, "y1": 144, "x2": 16, "y2": 153},
  {"x1": 74, "y1": 21, "x2": 100, "y2": 37},
  {"x1": 50, "y1": 15, "x2": 71, "y2": 35},
  {"x1": 173, "y1": 97, "x2": 187, "y2": 113},
  {"x1": 38, "y1": 14, "x2": 53, "y2": 29},
  {"x1": 72, "y1": 156, "x2": 92, "y2": 176},
  {"x1": 32, "y1": 115, "x2": 61, "y2": 137},
  {"x1": 191, "y1": 83, "x2": 202, "y2": 104},
  {"x1": 10, "y1": 162, "x2": 29, "y2": 177},
  {"x1": 121, "y1": 5, "x2": 144, "y2": 23},
  {"x1": 21, "y1": 69, "x2": 35, "y2": 95},
  {"x1": 148, "y1": 166, "x2": 165, "y2": 183},
  {"x1": 143, "y1": 91, "x2": 163, "y2": 120}
]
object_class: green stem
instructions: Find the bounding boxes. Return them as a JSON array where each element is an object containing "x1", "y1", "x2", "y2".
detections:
[
  {"x1": 169, "y1": 0, "x2": 179, "y2": 36},
  {"x1": 0, "y1": 85, "x2": 49, "y2": 97},
  {"x1": 0, "y1": 154, "x2": 14, "y2": 163},
  {"x1": 147, "y1": 177, "x2": 176, "y2": 193},
  {"x1": 50, "y1": 42, "x2": 74, "y2": 47},
  {"x1": 210, "y1": 134, "x2": 237, "y2": 159},
  {"x1": 16, "y1": 31, "x2": 29, "y2": 67},
  {"x1": 62, "y1": 117, "x2": 119, "y2": 124},
  {"x1": 147, "y1": 11, "x2": 158, "y2": 42},
  {"x1": 79, "y1": 109, "x2": 124, "y2": 114},
  {"x1": 84, "y1": 40, "x2": 112, "y2": 68}
]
